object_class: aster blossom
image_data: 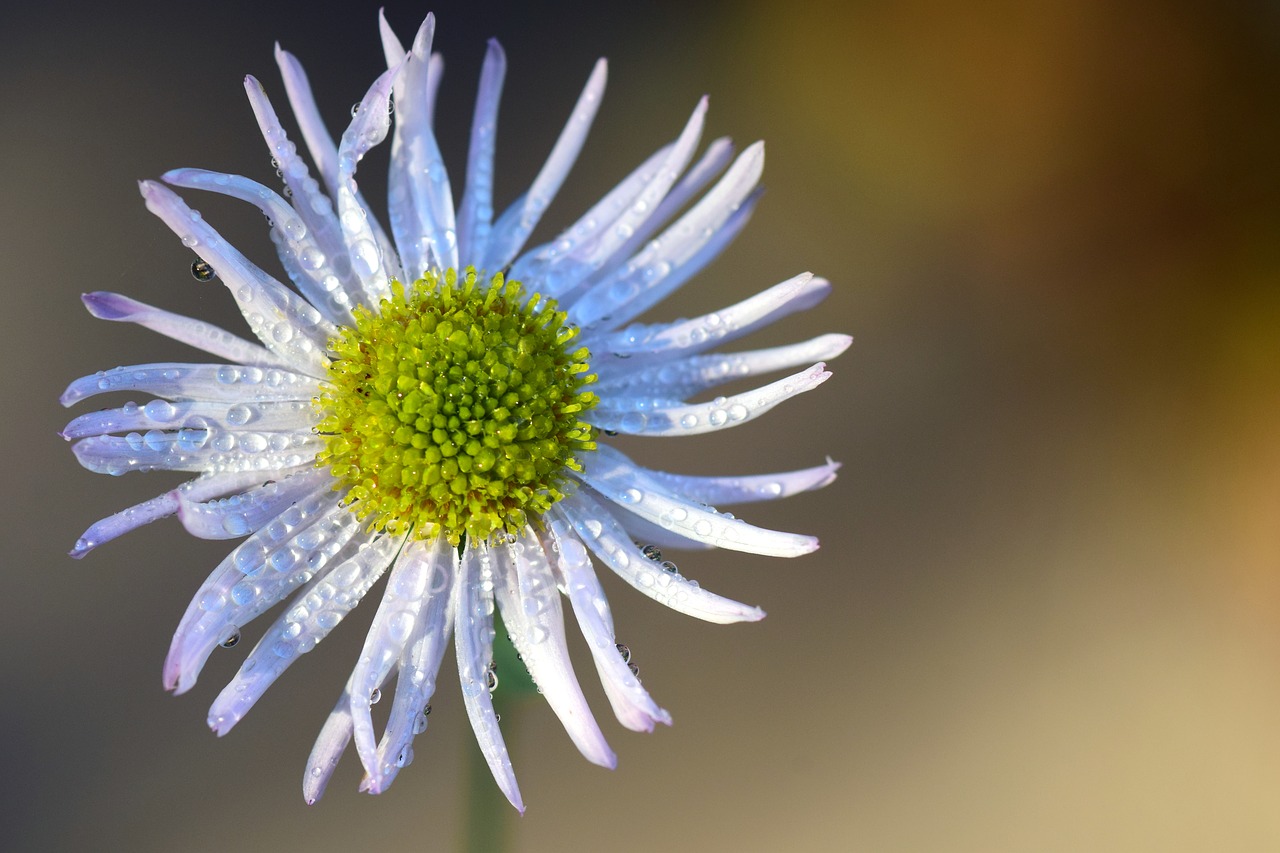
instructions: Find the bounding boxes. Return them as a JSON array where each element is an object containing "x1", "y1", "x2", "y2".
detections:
[{"x1": 60, "y1": 11, "x2": 848, "y2": 810}]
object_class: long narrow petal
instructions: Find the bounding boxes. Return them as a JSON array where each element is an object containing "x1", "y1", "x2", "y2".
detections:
[
  {"x1": 575, "y1": 451, "x2": 818, "y2": 558},
  {"x1": 544, "y1": 518, "x2": 671, "y2": 732},
  {"x1": 275, "y1": 44, "x2": 340, "y2": 195},
  {"x1": 139, "y1": 180, "x2": 335, "y2": 375},
  {"x1": 68, "y1": 469, "x2": 271, "y2": 558},
  {"x1": 161, "y1": 168, "x2": 350, "y2": 326},
  {"x1": 175, "y1": 468, "x2": 332, "y2": 539},
  {"x1": 453, "y1": 545, "x2": 523, "y2": 812},
  {"x1": 61, "y1": 363, "x2": 320, "y2": 407},
  {"x1": 594, "y1": 333, "x2": 852, "y2": 394},
  {"x1": 483, "y1": 59, "x2": 608, "y2": 271},
  {"x1": 243, "y1": 75, "x2": 361, "y2": 323},
  {"x1": 80, "y1": 292, "x2": 283, "y2": 367},
  {"x1": 70, "y1": 427, "x2": 321, "y2": 477},
  {"x1": 567, "y1": 142, "x2": 764, "y2": 330},
  {"x1": 210, "y1": 531, "x2": 402, "y2": 736},
  {"x1": 492, "y1": 528, "x2": 615, "y2": 769},
  {"x1": 62, "y1": 399, "x2": 315, "y2": 442},
  {"x1": 583, "y1": 271, "x2": 830, "y2": 362},
  {"x1": 616, "y1": 452, "x2": 841, "y2": 507},
  {"x1": 304, "y1": 676, "x2": 357, "y2": 805},
  {"x1": 587, "y1": 363, "x2": 832, "y2": 436},
  {"x1": 163, "y1": 495, "x2": 357, "y2": 693},
  {"x1": 559, "y1": 491, "x2": 767, "y2": 623},
  {"x1": 348, "y1": 534, "x2": 451, "y2": 784},
  {"x1": 364, "y1": 535, "x2": 457, "y2": 793},
  {"x1": 456, "y1": 39, "x2": 506, "y2": 266},
  {"x1": 335, "y1": 67, "x2": 405, "y2": 305}
]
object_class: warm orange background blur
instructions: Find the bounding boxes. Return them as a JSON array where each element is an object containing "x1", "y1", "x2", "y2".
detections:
[{"x1": 3, "y1": 1, "x2": 1279, "y2": 850}]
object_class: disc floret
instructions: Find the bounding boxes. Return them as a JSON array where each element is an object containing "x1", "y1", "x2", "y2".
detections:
[{"x1": 316, "y1": 267, "x2": 597, "y2": 544}]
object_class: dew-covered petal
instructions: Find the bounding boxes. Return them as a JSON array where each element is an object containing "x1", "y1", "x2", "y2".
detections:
[
  {"x1": 161, "y1": 168, "x2": 351, "y2": 327},
  {"x1": 567, "y1": 141, "x2": 764, "y2": 330},
  {"x1": 163, "y1": 495, "x2": 359, "y2": 694},
  {"x1": 69, "y1": 424, "x2": 321, "y2": 477},
  {"x1": 275, "y1": 44, "x2": 340, "y2": 196},
  {"x1": 349, "y1": 534, "x2": 451, "y2": 787},
  {"x1": 176, "y1": 468, "x2": 332, "y2": 539},
  {"x1": 68, "y1": 469, "x2": 271, "y2": 559},
  {"x1": 598, "y1": 136, "x2": 736, "y2": 276},
  {"x1": 453, "y1": 545, "x2": 523, "y2": 812},
  {"x1": 594, "y1": 333, "x2": 852, "y2": 395},
  {"x1": 80, "y1": 292, "x2": 283, "y2": 367},
  {"x1": 483, "y1": 59, "x2": 608, "y2": 272},
  {"x1": 243, "y1": 76, "x2": 361, "y2": 324},
  {"x1": 559, "y1": 491, "x2": 767, "y2": 623},
  {"x1": 303, "y1": 676, "x2": 357, "y2": 805},
  {"x1": 62, "y1": 399, "x2": 316, "y2": 441},
  {"x1": 584, "y1": 271, "x2": 830, "y2": 362},
  {"x1": 492, "y1": 528, "x2": 615, "y2": 769},
  {"x1": 139, "y1": 180, "x2": 335, "y2": 375},
  {"x1": 209, "y1": 531, "x2": 402, "y2": 736},
  {"x1": 632, "y1": 454, "x2": 841, "y2": 507},
  {"x1": 456, "y1": 38, "x2": 506, "y2": 267},
  {"x1": 335, "y1": 67, "x2": 405, "y2": 305},
  {"x1": 576, "y1": 450, "x2": 818, "y2": 558},
  {"x1": 378, "y1": 8, "x2": 407, "y2": 72},
  {"x1": 544, "y1": 518, "x2": 671, "y2": 732},
  {"x1": 360, "y1": 535, "x2": 457, "y2": 793},
  {"x1": 609, "y1": 508, "x2": 713, "y2": 553},
  {"x1": 61, "y1": 363, "x2": 321, "y2": 407},
  {"x1": 588, "y1": 362, "x2": 832, "y2": 436},
  {"x1": 386, "y1": 15, "x2": 459, "y2": 278}
]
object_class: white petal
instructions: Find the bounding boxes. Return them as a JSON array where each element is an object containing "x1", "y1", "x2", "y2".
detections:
[
  {"x1": 559, "y1": 491, "x2": 767, "y2": 623},
  {"x1": 588, "y1": 362, "x2": 832, "y2": 437},
  {"x1": 163, "y1": 495, "x2": 358, "y2": 693},
  {"x1": 175, "y1": 468, "x2": 332, "y2": 539},
  {"x1": 544, "y1": 518, "x2": 671, "y2": 732},
  {"x1": 635, "y1": 456, "x2": 841, "y2": 507},
  {"x1": 492, "y1": 528, "x2": 615, "y2": 768},
  {"x1": 242, "y1": 75, "x2": 362, "y2": 323},
  {"x1": 453, "y1": 544, "x2": 523, "y2": 812},
  {"x1": 69, "y1": 426, "x2": 321, "y2": 477},
  {"x1": 60, "y1": 363, "x2": 320, "y2": 408},
  {"x1": 62, "y1": 399, "x2": 316, "y2": 442},
  {"x1": 567, "y1": 141, "x2": 764, "y2": 330},
  {"x1": 139, "y1": 180, "x2": 335, "y2": 375},
  {"x1": 208, "y1": 531, "x2": 400, "y2": 736},
  {"x1": 583, "y1": 271, "x2": 830, "y2": 361},
  {"x1": 67, "y1": 469, "x2": 270, "y2": 558},
  {"x1": 483, "y1": 59, "x2": 608, "y2": 271},
  {"x1": 576, "y1": 451, "x2": 818, "y2": 558},
  {"x1": 349, "y1": 535, "x2": 452, "y2": 789},
  {"x1": 274, "y1": 43, "x2": 340, "y2": 196},
  {"x1": 303, "y1": 676, "x2": 356, "y2": 805},
  {"x1": 456, "y1": 39, "x2": 506, "y2": 266},
  {"x1": 80, "y1": 292, "x2": 283, "y2": 367}
]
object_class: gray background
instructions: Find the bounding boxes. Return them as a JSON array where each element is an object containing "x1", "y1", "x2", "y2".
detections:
[{"x1": 3, "y1": 0, "x2": 1280, "y2": 850}]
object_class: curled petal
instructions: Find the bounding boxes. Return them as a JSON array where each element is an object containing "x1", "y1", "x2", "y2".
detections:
[
  {"x1": 544, "y1": 519, "x2": 671, "y2": 732},
  {"x1": 559, "y1": 491, "x2": 766, "y2": 623},
  {"x1": 61, "y1": 363, "x2": 320, "y2": 408},
  {"x1": 209, "y1": 532, "x2": 399, "y2": 735},
  {"x1": 176, "y1": 468, "x2": 332, "y2": 539},
  {"x1": 492, "y1": 528, "x2": 615, "y2": 768},
  {"x1": 81, "y1": 292, "x2": 282, "y2": 367},
  {"x1": 453, "y1": 545, "x2": 523, "y2": 812}
]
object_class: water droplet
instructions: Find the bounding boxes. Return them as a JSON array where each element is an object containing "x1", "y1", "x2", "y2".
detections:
[
  {"x1": 628, "y1": 662, "x2": 640, "y2": 677},
  {"x1": 616, "y1": 643, "x2": 631, "y2": 663},
  {"x1": 641, "y1": 544, "x2": 663, "y2": 562},
  {"x1": 191, "y1": 260, "x2": 216, "y2": 282},
  {"x1": 369, "y1": 688, "x2": 382, "y2": 705},
  {"x1": 486, "y1": 665, "x2": 499, "y2": 693},
  {"x1": 220, "y1": 629, "x2": 241, "y2": 648}
]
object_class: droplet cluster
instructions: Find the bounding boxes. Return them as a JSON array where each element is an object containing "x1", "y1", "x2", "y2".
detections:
[{"x1": 316, "y1": 267, "x2": 598, "y2": 544}]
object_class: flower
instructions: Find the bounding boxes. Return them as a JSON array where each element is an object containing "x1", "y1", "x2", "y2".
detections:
[{"x1": 60, "y1": 11, "x2": 849, "y2": 811}]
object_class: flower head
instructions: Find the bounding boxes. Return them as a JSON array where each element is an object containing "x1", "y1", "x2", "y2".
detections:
[{"x1": 61, "y1": 11, "x2": 849, "y2": 810}]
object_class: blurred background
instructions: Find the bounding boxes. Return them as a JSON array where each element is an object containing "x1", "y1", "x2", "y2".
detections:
[{"x1": 3, "y1": 0, "x2": 1279, "y2": 850}]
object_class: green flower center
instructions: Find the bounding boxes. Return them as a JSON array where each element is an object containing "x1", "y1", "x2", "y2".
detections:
[{"x1": 316, "y1": 267, "x2": 597, "y2": 545}]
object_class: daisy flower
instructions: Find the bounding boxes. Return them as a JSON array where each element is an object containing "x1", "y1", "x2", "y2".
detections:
[{"x1": 60, "y1": 11, "x2": 849, "y2": 811}]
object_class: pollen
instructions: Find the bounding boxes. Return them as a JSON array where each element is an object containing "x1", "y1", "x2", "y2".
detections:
[{"x1": 315, "y1": 267, "x2": 598, "y2": 545}]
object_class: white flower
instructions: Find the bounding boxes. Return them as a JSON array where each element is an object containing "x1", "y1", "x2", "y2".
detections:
[{"x1": 60, "y1": 11, "x2": 848, "y2": 811}]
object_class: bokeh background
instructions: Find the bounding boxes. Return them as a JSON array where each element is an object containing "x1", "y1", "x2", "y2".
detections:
[{"x1": 3, "y1": 0, "x2": 1280, "y2": 850}]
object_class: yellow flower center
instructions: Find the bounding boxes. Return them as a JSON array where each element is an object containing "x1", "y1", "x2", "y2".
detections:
[{"x1": 315, "y1": 267, "x2": 597, "y2": 545}]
